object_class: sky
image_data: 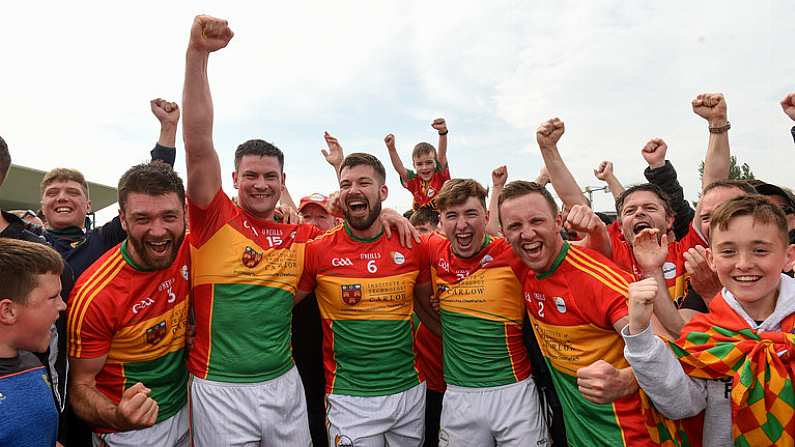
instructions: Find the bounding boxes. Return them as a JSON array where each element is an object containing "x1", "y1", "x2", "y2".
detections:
[{"x1": 1, "y1": 1, "x2": 794, "y2": 223}]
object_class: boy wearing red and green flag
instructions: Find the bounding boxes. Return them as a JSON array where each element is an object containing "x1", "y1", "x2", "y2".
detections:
[{"x1": 624, "y1": 195, "x2": 795, "y2": 446}]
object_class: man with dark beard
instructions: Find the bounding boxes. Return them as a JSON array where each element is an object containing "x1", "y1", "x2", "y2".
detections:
[
  {"x1": 66, "y1": 162, "x2": 191, "y2": 446},
  {"x1": 297, "y1": 152, "x2": 436, "y2": 446}
]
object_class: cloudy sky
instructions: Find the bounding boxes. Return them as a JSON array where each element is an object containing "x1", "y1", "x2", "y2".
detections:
[{"x1": 2, "y1": 1, "x2": 793, "y2": 222}]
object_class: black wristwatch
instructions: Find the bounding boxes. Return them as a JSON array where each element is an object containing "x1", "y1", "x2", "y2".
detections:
[{"x1": 791, "y1": 125, "x2": 795, "y2": 144}]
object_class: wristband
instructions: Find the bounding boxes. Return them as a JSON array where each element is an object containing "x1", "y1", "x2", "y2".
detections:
[
  {"x1": 708, "y1": 121, "x2": 731, "y2": 134},
  {"x1": 438, "y1": 130, "x2": 449, "y2": 135}
]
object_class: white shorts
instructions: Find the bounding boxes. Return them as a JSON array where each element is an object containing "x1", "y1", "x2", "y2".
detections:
[
  {"x1": 327, "y1": 382, "x2": 426, "y2": 447},
  {"x1": 190, "y1": 366, "x2": 311, "y2": 446},
  {"x1": 92, "y1": 404, "x2": 189, "y2": 447},
  {"x1": 439, "y1": 378, "x2": 549, "y2": 447}
]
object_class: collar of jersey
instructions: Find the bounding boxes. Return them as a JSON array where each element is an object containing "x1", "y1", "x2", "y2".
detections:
[
  {"x1": 452, "y1": 234, "x2": 491, "y2": 259},
  {"x1": 120, "y1": 240, "x2": 155, "y2": 272},
  {"x1": 536, "y1": 241, "x2": 569, "y2": 280},
  {"x1": 343, "y1": 221, "x2": 384, "y2": 243}
]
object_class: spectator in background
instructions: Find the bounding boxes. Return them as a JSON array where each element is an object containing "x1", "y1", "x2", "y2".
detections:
[
  {"x1": 0, "y1": 239, "x2": 65, "y2": 446},
  {"x1": 409, "y1": 207, "x2": 440, "y2": 235},
  {"x1": 297, "y1": 193, "x2": 337, "y2": 231}
]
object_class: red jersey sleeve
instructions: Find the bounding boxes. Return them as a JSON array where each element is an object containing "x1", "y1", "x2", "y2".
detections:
[
  {"x1": 573, "y1": 249, "x2": 633, "y2": 328},
  {"x1": 415, "y1": 238, "x2": 431, "y2": 284},
  {"x1": 298, "y1": 239, "x2": 319, "y2": 293},
  {"x1": 67, "y1": 291, "x2": 115, "y2": 359},
  {"x1": 402, "y1": 171, "x2": 421, "y2": 195},
  {"x1": 188, "y1": 189, "x2": 238, "y2": 248}
]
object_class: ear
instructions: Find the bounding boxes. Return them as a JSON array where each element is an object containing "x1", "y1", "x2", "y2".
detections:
[
  {"x1": 784, "y1": 244, "x2": 795, "y2": 273},
  {"x1": 232, "y1": 171, "x2": 239, "y2": 189},
  {"x1": 0, "y1": 299, "x2": 18, "y2": 325},
  {"x1": 665, "y1": 213, "x2": 675, "y2": 232},
  {"x1": 86, "y1": 198, "x2": 93, "y2": 214},
  {"x1": 379, "y1": 184, "x2": 388, "y2": 202},
  {"x1": 118, "y1": 208, "x2": 128, "y2": 233},
  {"x1": 705, "y1": 247, "x2": 717, "y2": 272},
  {"x1": 553, "y1": 210, "x2": 563, "y2": 232},
  {"x1": 281, "y1": 172, "x2": 287, "y2": 189}
]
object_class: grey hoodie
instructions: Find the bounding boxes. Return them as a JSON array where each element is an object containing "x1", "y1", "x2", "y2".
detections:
[{"x1": 622, "y1": 274, "x2": 795, "y2": 447}]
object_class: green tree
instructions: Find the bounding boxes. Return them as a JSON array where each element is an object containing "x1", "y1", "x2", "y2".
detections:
[{"x1": 698, "y1": 155, "x2": 755, "y2": 181}]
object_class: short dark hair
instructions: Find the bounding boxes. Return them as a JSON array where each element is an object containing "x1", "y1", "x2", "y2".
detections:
[
  {"x1": 411, "y1": 142, "x2": 437, "y2": 160},
  {"x1": 615, "y1": 183, "x2": 673, "y2": 216},
  {"x1": 0, "y1": 239, "x2": 64, "y2": 304},
  {"x1": 340, "y1": 153, "x2": 386, "y2": 184},
  {"x1": 498, "y1": 181, "x2": 558, "y2": 225},
  {"x1": 710, "y1": 195, "x2": 788, "y2": 244},
  {"x1": 117, "y1": 162, "x2": 186, "y2": 210},
  {"x1": 0, "y1": 135, "x2": 9, "y2": 183},
  {"x1": 234, "y1": 139, "x2": 284, "y2": 171},
  {"x1": 702, "y1": 179, "x2": 756, "y2": 197},
  {"x1": 435, "y1": 178, "x2": 487, "y2": 212},
  {"x1": 410, "y1": 207, "x2": 440, "y2": 227}
]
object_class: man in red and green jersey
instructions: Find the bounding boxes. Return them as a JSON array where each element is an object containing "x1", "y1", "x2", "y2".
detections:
[
  {"x1": 67, "y1": 163, "x2": 190, "y2": 446},
  {"x1": 427, "y1": 178, "x2": 549, "y2": 446},
  {"x1": 297, "y1": 152, "x2": 435, "y2": 446},
  {"x1": 182, "y1": 16, "x2": 319, "y2": 445},
  {"x1": 499, "y1": 180, "x2": 657, "y2": 447}
]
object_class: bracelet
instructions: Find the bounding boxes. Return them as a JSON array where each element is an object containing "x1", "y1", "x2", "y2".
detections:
[
  {"x1": 438, "y1": 130, "x2": 449, "y2": 135},
  {"x1": 708, "y1": 121, "x2": 731, "y2": 134}
]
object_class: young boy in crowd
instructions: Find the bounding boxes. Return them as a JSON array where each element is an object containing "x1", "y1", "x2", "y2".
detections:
[
  {"x1": 624, "y1": 195, "x2": 795, "y2": 446},
  {"x1": 385, "y1": 118, "x2": 451, "y2": 211},
  {"x1": 0, "y1": 239, "x2": 66, "y2": 446}
]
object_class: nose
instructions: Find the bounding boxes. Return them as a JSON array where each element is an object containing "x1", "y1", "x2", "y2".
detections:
[
  {"x1": 147, "y1": 220, "x2": 168, "y2": 238},
  {"x1": 57, "y1": 295, "x2": 67, "y2": 312},
  {"x1": 736, "y1": 252, "x2": 753, "y2": 270}
]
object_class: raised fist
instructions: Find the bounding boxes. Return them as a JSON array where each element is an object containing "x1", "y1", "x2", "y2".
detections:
[
  {"x1": 565, "y1": 204, "x2": 603, "y2": 235},
  {"x1": 431, "y1": 118, "x2": 448, "y2": 134},
  {"x1": 150, "y1": 98, "x2": 180, "y2": 127},
  {"x1": 641, "y1": 138, "x2": 667, "y2": 169},
  {"x1": 691, "y1": 93, "x2": 728, "y2": 125},
  {"x1": 384, "y1": 133, "x2": 396, "y2": 150},
  {"x1": 536, "y1": 118, "x2": 565, "y2": 150},
  {"x1": 321, "y1": 131, "x2": 344, "y2": 167},
  {"x1": 628, "y1": 277, "x2": 658, "y2": 335},
  {"x1": 189, "y1": 15, "x2": 234, "y2": 53},
  {"x1": 114, "y1": 382, "x2": 158, "y2": 430},
  {"x1": 491, "y1": 165, "x2": 508, "y2": 188},
  {"x1": 781, "y1": 93, "x2": 795, "y2": 122},
  {"x1": 593, "y1": 161, "x2": 614, "y2": 181}
]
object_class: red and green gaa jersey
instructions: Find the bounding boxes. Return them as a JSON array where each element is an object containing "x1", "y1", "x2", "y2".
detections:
[
  {"x1": 188, "y1": 190, "x2": 320, "y2": 383},
  {"x1": 609, "y1": 221, "x2": 706, "y2": 305},
  {"x1": 402, "y1": 160, "x2": 450, "y2": 210},
  {"x1": 523, "y1": 242, "x2": 656, "y2": 446},
  {"x1": 67, "y1": 241, "x2": 190, "y2": 433},
  {"x1": 426, "y1": 233, "x2": 531, "y2": 388},
  {"x1": 298, "y1": 224, "x2": 430, "y2": 397}
]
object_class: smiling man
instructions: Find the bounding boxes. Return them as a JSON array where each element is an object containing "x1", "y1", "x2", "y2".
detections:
[{"x1": 67, "y1": 162, "x2": 190, "y2": 446}]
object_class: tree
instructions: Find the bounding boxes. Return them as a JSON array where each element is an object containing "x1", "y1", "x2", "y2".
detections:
[{"x1": 698, "y1": 155, "x2": 755, "y2": 182}]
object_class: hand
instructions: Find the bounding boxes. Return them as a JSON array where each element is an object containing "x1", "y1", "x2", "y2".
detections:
[
  {"x1": 189, "y1": 15, "x2": 234, "y2": 53},
  {"x1": 186, "y1": 323, "x2": 196, "y2": 350},
  {"x1": 114, "y1": 382, "x2": 158, "y2": 430},
  {"x1": 684, "y1": 245, "x2": 721, "y2": 303},
  {"x1": 379, "y1": 208, "x2": 420, "y2": 248},
  {"x1": 384, "y1": 133, "x2": 397, "y2": 151},
  {"x1": 628, "y1": 277, "x2": 657, "y2": 335},
  {"x1": 632, "y1": 228, "x2": 668, "y2": 273},
  {"x1": 535, "y1": 166, "x2": 551, "y2": 186},
  {"x1": 641, "y1": 138, "x2": 667, "y2": 169},
  {"x1": 593, "y1": 161, "x2": 614, "y2": 181},
  {"x1": 781, "y1": 93, "x2": 795, "y2": 122},
  {"x1": 492, "y1": 165, "x2": 508, "y2": 188},
  {"x1": 431, "y1": 117, "x2": 448, "y2": 134},
  {"x1": 321, "y1": 132, "x2": 344, "y2": 168},
  {"x1": 565, "y1": 205, "x2": 604, "y2": 235},
  {"x1": 536, "y1": 118, "x2": 565, "y2": 150},
  {"x1": 150, "y1": 98, "x2": 180, "y2": 128},
  {"x1": 576, "y1": 361, "x2": 638, "y2": 404},
  {"x1": 691, "y1": 93, "x2": 728, "y2": 126}
]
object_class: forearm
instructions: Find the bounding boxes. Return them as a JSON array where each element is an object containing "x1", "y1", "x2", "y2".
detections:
[
  {"x1": 157, "y1": 123, "x2": 178, "y2": 148},
  {"x1": 604, "y1": 175, "x2": 625, "y2": 202},
  {"x1": 645, "y1": 161, "x2": 695, "y2": 240},
  {"x1": 70, "y1": 382, "x2": 121, "y2": 430},
  {"x1": 701, "y1": 131, "x2": 729, "y2": 190},
  {"x1": 539, "y1": 146, "x2": 588, "y2": 207},
  {"x1": 648, "y1": 270, "x2": 684, "y2": 337},
  {"x1": 387, "y1": 147, "x2": 409, "y2": 181},
  {"x1": 437, "y1": 133, "x2": 448, "y2": 166},
  {"x1": 579, "y1": 222, "x2": 612, "y2": 259},
  {"x1": 486, "y1": 184, "x2": 503, "y2": 236}
]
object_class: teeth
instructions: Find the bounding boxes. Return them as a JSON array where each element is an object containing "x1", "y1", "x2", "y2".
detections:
[
  {"x1": 523, "y1": 241, "x2": 542, "y2": 251},
  {"x1": 56, "y1": 207, "x2": 71, "y2": 213},
  {"x1": 734, "y1": 276, "x2": 760, "y2": 282}
]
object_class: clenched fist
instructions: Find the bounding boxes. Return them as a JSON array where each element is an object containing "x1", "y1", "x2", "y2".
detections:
[
  {"x1": 150, "y1": 98, "x2": 180, "y2": 127},
  {"x1": 189, "y1": 15, "x2": 234, "y2": 53},
  {"x1": 431, "y1": 118, "x2": 448, "y2": 134},
  {"x1": 565, "y1": 204, "x2": 603, "y2": 235},
  {"x1": 536, "y1": 118, "x2": 565, "y2": 150},
  {"x1": 641, "y1": 138, "x2": 667, "y2": 169},
  {"x1": 114, "y1": 382, "x2": 158, "y2": 431},
  {"x1": 593, "y1": 161, "x2": 614, "y2": 181},
  {"x1": 492, "y1": 165, "x2": 508, "y2": 188},
  {"x1": 576, "y1": 360, "x2": 638, "y2": 404},
  {"x1": 781, "y1": 93, "x2": 795, "y2": 122},
  {"x1": 692, "y1": 93, "x2": 728, "y2": 126},
  {"x1": 628, "y1": 277, "x2": 658, "y2": 335},
  {"x1": 384, "y1": 133, "x2": 396, "y2": 151}
]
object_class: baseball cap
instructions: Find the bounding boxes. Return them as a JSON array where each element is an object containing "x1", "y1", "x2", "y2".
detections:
[{"x1": 298, "y1": 193, "x2": 330, "y2": 213}]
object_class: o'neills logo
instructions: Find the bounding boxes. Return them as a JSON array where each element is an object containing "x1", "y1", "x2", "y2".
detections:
[
  {"x1": 242, "y1": 246, "x2": 263, "y2": 268},
  {"x1": 145, "y1": 321, "x2": 167, "y2": 345},
  {"x1": 341, "y1": 284, "x2": 362, "y2": 305}
]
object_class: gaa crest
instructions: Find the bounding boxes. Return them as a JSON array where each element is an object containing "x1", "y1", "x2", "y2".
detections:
[
  {"x1": 242, "y1": 246, "x2": 263, "y2": 268},
  {"x1": 341, "y1": 284, "x2": 362, "y2": 305},
  {"x1": 145, "y1": 321, "x2": 167, "y2": 345}
]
